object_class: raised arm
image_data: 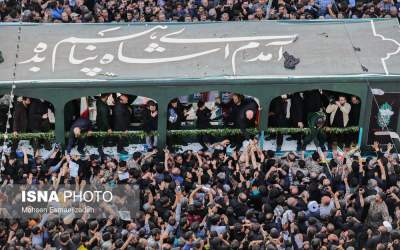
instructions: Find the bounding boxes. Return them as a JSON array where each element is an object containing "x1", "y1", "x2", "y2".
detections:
[
  {"x1": 377, "y1": 158, "x2": 387, "y2": 181},
  {"x1": 194, "y1": 152, "x2": 203, "y2": 167},
  {"x1": 189, "y1": 186, "x2": 202, "y2": 204}
]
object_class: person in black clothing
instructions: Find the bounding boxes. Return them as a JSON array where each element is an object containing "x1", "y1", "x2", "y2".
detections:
[
  {"x1": 349, "y1": 96, "x2": 361, "y2": 127},
  {"x1": 196, "y1": 100, "x2": 212, "y2": 150},
  {"x1": 96, "y1": 93, "x2": 112, "y2": 132},
  {"x1": 236, "y1": 97, "x2": 258, "y2": 130},
  {"x1": 167, "y1": 98, "x2": 193, "y2": 148},
  {"x1": 269, "y1": 95, "x2": 290, "y2": 151},
  {"x1": 112, "y1": 94, "x2": 132, "y2": 153},
  {"x1": 113, "y1": 94, "x2": 131, "y2": 132},
  {"x1": 54, "y1": 232, "x2": 77, "y2": 250},
  {"x1": 348, "y1": 96, "x2": 361, "y2": 144},
  {"x1": 64, "y1": 99, "x2": 80, "y2": 131},
  {"x1": 233, "y1": 96, "x2": 258, "y2": 147},
  {"x1": 13, "y1": 97, "x2": 31, "y2": 135},
  {"x1": 66, "y1": 117, "x2": 92, "y2": 155},
  {"x1": 303, "y1": 90, "x2": 325, "y2": 121},
  {"x1": 143, "y1": 100, "x2": 158, "y2": 150},
  {"x1": 289, "y1": 92, "x2": 305, "y2": 150},
  {"x1": 0, "y1": 95, "x2": 11, "y2": 132},
  {"x1": 167, "y1": 98, "x2": 188, "y2": 130},
  {"x1": 228, "y1": 94, "x2": 258, "y2": 131},
  {"x1": 95, "y1": 93, "x2": 112, "y2": 152},
  {"x1": 229, "y1": 93, "x2": 243, "y2": 128},
  {"x1": 28, "y1": 98, "x2": 50, "y2": 132}
]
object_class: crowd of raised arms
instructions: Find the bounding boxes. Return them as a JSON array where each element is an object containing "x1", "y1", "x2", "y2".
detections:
[
  {"x1": 1, "y1": 136, "x2": 400, "y2": 249},
  {"x1": 0, "y1": 0, "x2": 399, "y2": 23}
]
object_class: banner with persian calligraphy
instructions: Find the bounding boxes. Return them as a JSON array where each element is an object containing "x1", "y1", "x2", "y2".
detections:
[{"x1": 0, "y1": 19, "x2": 400, "y2": 82}]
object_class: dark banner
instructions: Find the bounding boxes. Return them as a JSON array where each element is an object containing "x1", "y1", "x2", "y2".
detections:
[{"x1": 368, "y1": 93, "x2": 400, "y2": 144}]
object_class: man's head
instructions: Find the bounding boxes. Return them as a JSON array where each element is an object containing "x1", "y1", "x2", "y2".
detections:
[
  {"x1": 147, "y1": 100, "x2": 157, "y2": 111},
  {"x1": 100, "y1": 93, "x2": 110, "y2": 101},
  {"x1": 255, "y1": 7, "x2": 264, "y2": 17},
  {"x1": 61, "y1": 12, "x2": 69, "y2": 22},
  {"x1": 338, "y1": 96, "x2": 347, "y2": 105},
  {"x1": 197, "y1": 100, "x2": 206, "y2": 110},
  {"x1": 22, "y1": 97, "x2": 31, "y2": 106},
  {"x1": 351, "y1": 96, "x2": 359, "y2": 104},
  {"x1": 119, "y1": 95, "x2": 128, "y2": 104},
  {"x1": 101, "y1": 9, "x2": 108, "y2": 19},
  {"x1": 232, "y1": 94, "x2": 241, "y2": 105},
  {"x1": 170, "y1": 98, "x2": 178, "y2": 108},
  {"x1": 376, "y1": 192, "x2": 386, "y2": 203},
  {"x1": 221, "y1": 12, "x2": 230, "y2": 21},
  {"x1": 59, "y1": 232, "x2": 71, "y2": 246},
  {"x1": 390, "y1": 6, "x2": 398, "y2": 17},
  {"x1": 238, "y1": 193, "x2": 247, "y2": 202}
]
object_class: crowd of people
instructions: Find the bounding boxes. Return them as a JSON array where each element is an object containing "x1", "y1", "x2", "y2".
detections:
[
  {"x1": 0, "y1": 0, "x2": 398, "y2": 246},
  {"x1": 0, "y1": 0, "x2": 399, "y2": 23},
  {"x1": 0, "y1": 91, "x2": 388, "y2": 250},
  {"x1": 1, "y1": 131, "x2": 400, "y2": 249}
]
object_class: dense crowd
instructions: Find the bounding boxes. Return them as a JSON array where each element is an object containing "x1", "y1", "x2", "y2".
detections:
[
  {"x1": 0, "y1": 0, "x2": 398, "y2": 246},
  {"x1": 1, "y1": 132, "x2": 400, "y2": 249},
  {"x1": 0, "y1": 0, "x2": 399, "y2": 23},
  {"x1": 0, "y1": 90, "x2": 396, "y2": 250}
]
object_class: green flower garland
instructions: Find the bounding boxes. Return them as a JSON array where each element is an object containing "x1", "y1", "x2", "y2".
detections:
[
  {"x1": 2, "y1": 127, "x2": 359, "y2": 142},
  {"x1": 168, "y1": 127, "x2": 359, "y2": 137}
]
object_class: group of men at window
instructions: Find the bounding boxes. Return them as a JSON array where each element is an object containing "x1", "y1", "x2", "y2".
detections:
[
  {"x1": 269, "y1": 89, "x2": 361, "y2": 150},
  {"x1": 167, "y1": 93, "x2": 259, "y2": 131},
  {"x1": 167, "y1": 93, "x2": 259, "y2": 149},
  {"x1": 65, "y1": 93, "x2": 158, "y2": 155},
  {"x1": 7, "y1": 90, "x2": 361, "y2": 154},
  {"x1": 0, "y1": 95, "x2": 54, "y2": 135}
]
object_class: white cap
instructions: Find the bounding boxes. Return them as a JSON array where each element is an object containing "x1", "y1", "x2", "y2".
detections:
[
  {"x1": 383, "y1": 221, "x2": 393, "y2": 232},
  {"x1": 308, "y1": 201, "x2": 319, "y2": 213}
]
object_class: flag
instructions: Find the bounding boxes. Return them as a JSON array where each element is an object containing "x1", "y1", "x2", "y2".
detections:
[
  {"x1": 80, "y1": 97, "x2": 89, "y2": 118},
  {"x1": 335, "y1": 146, "x2": 345, "y2": 164}
]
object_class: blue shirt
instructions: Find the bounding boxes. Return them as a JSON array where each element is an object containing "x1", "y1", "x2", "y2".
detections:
[{"x1": 317, "y1": 0, "x2": 331, "y2": 16}]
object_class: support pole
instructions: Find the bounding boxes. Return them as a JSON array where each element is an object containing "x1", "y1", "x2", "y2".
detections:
[
  {"x1": 156, "y1": 99, "x2": 169, "y2": 149},
  {"x1": 54, "y1": 103, "x2": 65, "y2": 145}
]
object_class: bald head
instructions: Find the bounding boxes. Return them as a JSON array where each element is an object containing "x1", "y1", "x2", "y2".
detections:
[{"x1": 287, "y1": 197, "x2": 297, "y2": 207}]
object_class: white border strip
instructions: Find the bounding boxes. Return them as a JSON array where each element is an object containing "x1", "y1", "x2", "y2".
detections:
[{"x1": 370, "y1": 20, "x2": 400, "y2": 75}]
